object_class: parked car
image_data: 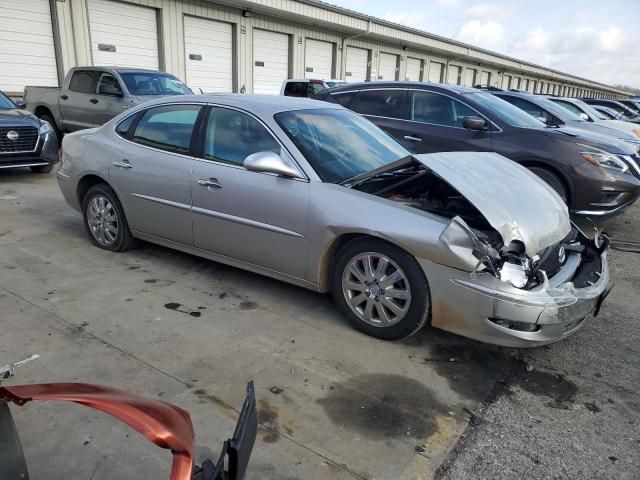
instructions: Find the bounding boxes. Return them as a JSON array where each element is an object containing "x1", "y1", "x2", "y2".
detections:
[
  {"x1": 619, "y1": 99, "x2": 640, "y2": 114},
  {"x1": 316, "y1": 82, "x2": 640, "y2": 216},
  {"x1": 0, "y1": 90, "x2": 58, "y2": 173},
  {"x1": 281, "y1": 78, "x2": 347, "y2": 97},
  {"x1": 489, "y1": 90, "x2": 640, "y2": 148},
  {"x1": 547, "y1": 96, "x2": 640, "y2": 139},
  {"x1": 57, "y1": 94, "x2": 610, "y2": 347},
  {"x1": 582, "y1": 99, "x2": 640, "y2": 123},
  {"x1": 25, "y1": 67, "x2": 192, "y2": 137},
  {"x1": 592, "y1": 105, "x2": 627, "y2": 121}
]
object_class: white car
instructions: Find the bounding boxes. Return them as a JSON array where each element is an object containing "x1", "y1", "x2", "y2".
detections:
[{"x1": 281, "y1": 78, "x2": 347, "y2": 98}]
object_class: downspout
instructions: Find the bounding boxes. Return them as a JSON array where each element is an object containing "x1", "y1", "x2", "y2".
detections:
[{"x1": 341, "y1": 19, "x2": 372, "y2": 80}]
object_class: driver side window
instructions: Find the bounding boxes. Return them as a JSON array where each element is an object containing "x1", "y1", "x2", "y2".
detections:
[{"x1": 203, "y1": 107, "x2": 281, "y2": 167}]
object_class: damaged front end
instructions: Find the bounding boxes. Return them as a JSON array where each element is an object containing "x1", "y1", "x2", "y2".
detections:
[{"x1": 351, "y1": 151, "x2": 611, "y2": 346}]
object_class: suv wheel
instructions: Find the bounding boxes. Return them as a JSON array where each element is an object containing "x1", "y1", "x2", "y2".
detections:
[
  {"x1": 332, "y1": 238, "x2": 430, "y2": 340},
  {"x1": 82, "y1": 184, "x2": 136, "y2": 252}
]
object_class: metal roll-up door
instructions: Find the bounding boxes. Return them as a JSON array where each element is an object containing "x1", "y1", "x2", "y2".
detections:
[
  {"x1": 345, "y1": 46, "x2": 369, "y2": 83},
  {"x1": 464, "y1": 69, "x2": 476, "y2": 86},
  {"x1": 378, "y1": 53, "x2": 398, "y2": 81},
  {"x1": 253, "y1": 29, "x2": 289, "y2": 95},
  {"x1": 428, "y1": 62, "x2": 444, "y2": 83},
  {"x1": 88, "y1": 0, "x2": 159, "y2": 70},
  {"x1": 305, "y1": 39, "x2": 333, "y2": 79},
  {"x1": 184, "y1": 16, "x2": 233, "y2": 93},
  {"x1": 0, "y1": 0, "x2": 58, "y2": 93},
  {"x1": 480, "y1": 71, "x2": 491, "y2": 86},
  {"x1": 405, "y1": 57, "x2": 422, "y2": 81}
]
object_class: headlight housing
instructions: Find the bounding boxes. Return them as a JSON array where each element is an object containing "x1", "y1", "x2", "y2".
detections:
[
  {"x1": 39, "y1": 121, "x2": 53, "y2": 135},
  {"x1": 577, "y1": 143, "x2": 629, "y2": 173}
]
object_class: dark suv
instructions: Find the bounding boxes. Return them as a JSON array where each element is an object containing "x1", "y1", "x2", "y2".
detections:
[{"x1": 316, "y1": 82, "x2": 640, "y2": 217}]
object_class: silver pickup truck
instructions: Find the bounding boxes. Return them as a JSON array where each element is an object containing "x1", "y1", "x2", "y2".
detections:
[{"x1": 25, "y1": 67, "x2": 192, "y2": 137}]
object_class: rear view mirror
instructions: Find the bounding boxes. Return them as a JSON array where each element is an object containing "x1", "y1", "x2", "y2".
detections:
[
  {"x1": 244, "y1": 151, "x2": 302, "y2": 178},
  {"x1": 462, "y1": 116, "x2": 488, "y2": 131}
]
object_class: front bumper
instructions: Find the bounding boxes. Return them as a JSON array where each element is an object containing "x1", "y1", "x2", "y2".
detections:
[
  {"x1": 0, "y1": 132, "x2": 58, "y2": 169},
  {"x1": 421, "y1": 239, "x2": 610, "y2": 347}
]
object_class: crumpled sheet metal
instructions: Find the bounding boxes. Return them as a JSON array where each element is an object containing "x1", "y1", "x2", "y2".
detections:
[{"x1": 0, "y1": 383, "x2": 196, "y2": 480}]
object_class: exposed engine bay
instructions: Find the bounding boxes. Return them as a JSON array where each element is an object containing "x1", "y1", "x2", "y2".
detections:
[{"x1": 350, "y1": 159, "x2": 608, "y2": 290}]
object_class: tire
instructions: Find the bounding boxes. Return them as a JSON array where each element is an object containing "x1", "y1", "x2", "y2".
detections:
[
  {"x1": 31, "y1": 164, "x2": 54, "y2": 174},
  {"x1": 527, "y1": 167, "x2": 569, "y2": 204},
  {"x1": 82, "y1": 183, "x2": 137, "y2": 252},
  {"x1": 332, "y1": 237, "x2": 430, "y2": 340},
  {"x1": 38, "y1": 113, "x2": 62, "y2": 143}
]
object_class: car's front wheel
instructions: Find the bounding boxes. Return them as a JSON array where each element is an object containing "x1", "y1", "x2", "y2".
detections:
[
  {"x1": 332, "y1": 238, "x2": 430, "y2": 340},
  {"x1": 82, "y1": 183, "x2": 136, "y2": 252}
]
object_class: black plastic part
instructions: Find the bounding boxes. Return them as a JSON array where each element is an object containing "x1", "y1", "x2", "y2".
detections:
[
  {"x1": 0, "y1": 402, "x2": 30, "y2": 480},
  {"x1": 193, "y1": 381, "x2": 258, "y2": 480}
]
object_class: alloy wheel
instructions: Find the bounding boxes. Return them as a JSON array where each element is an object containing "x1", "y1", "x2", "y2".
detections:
[
  {"x1": 342, "y1": 252, "x2": 412, "y2": 327},
  {"x1": 87, "y1": 195, "x2": 119, "y2": 247}
]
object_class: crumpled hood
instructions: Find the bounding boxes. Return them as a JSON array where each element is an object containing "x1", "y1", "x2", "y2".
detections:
[{"x1": 415, "y1": 152, "x2": 571, "y2": 256}]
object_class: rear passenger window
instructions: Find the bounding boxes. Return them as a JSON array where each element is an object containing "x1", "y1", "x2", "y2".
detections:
[
  {"x1": 356, "y1": 90, "x2": 408, "y2": 119},
  {"x1": 411, "y1": 91, "x2": 478, "y2": 128},
  {"x1": 132, "y1": 105, "x2": 201, "y2": 155},
  {"x1": 284, "y1": 82, "x2": 307, "y2": 97},
  {"x1": 332, "y1": 92, "x2": 355, "y2": 108},
  {"x1": 203, "y1": 107, "x2": 281, "y2": 167},
  {"x1": 69, "y1": 70, "x2": 98, "y2": 94}
]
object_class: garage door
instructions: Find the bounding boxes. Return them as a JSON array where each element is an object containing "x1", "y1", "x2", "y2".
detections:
[
  {"x1": 405, "y1": 57, "x2": 422, "y2": 81},
  {"x1": 428, "y1": 62, "x2": 444, "y2": 83},
  {"x1": 88, "y1": 0, "x2": 159, "y2": 70},
  {"x1": 184, "y1": 16, "x2": 233, "y2": 93},
  {"x1": 464, "y1": 68, "x2": 476, "y2": 86},
  {"x1": 378, "y1": 53, "x2": 398, "y2": 81},
  {"x1": 0, "y1": 0, "x2": 58, "y2": 93},
  {"x1": 253, "y1": 29, "x2": 289, "y2": 95},
  {"x1": 480, "y1": 71, "x2": 491, "y2": 86},
  {"x1": 345, "y1": 46, "x2": 369, "y2": 83},
  {"x1": 305, "y1": 39, "x2": 333, "y2": 79}
]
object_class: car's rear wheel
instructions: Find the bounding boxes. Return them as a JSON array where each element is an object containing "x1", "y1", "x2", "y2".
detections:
[
  {"x1": 527, "y1": 167, "x2": 569, "y2": 204},
  {"x1": 82, "y1": 184, "x2": 136, "y2": 252},
  {"x1": 30, "y1": 164, "x2": 53, "y2": 174},
  {"x1": 332, "y1": 238, "x2": 430, "y2": 340}
]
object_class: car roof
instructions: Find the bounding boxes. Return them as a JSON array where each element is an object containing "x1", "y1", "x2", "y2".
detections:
[
  {"x1": 71, "y1": 66, "x2": 167, "y2": 74},
  {"x1": 137, "y1": 94, "x2": 343, "y2": 116},
  {"x1": 325, "y1": 81, "x2": 477, "y2": 94}
]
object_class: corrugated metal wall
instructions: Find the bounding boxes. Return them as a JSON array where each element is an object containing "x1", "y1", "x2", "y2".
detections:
[{"x1": 47, "y1": 0, "x2": 625, "y2": 98}]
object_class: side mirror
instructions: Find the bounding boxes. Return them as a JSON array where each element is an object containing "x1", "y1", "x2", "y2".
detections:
[
  {"x1": 462, "y1": 116, "x2": 488, "y2": 131},
  {"x1": 579, "y1": 113, "x2": 590, "y2": 121},
  {"x1": 244, "y1": 151, "x2": 302, "y2": 178},
  {"x1": 15, "y1": 100, "x2": 26, "y2": 110}
]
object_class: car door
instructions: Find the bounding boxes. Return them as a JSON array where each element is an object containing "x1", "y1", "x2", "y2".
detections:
[
  {"x1": 191, "y1": 106, "x2": 310, "y2": 279},
  {"x1": 109, "y1": 104, "x2": 202, "y2": 245},
  {"x1": 94, "y1": 71, "x2": 128, "y2": 126},
  {"x1": 401, "y1": 90, "x2": 492, "y2": 153},
  {"x1": 352, "y1": 89, "x2": 409, "y2": 144},
  {"x1": 61, "y1": 70, "x2": 99, "y2": 131}
]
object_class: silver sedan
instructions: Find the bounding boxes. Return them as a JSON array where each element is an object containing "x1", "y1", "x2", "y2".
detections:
[{"x1": 57, "y1": 95, "x2": 610, "y2": 347}]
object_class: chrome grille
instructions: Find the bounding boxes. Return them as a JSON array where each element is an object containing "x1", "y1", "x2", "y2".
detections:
[{"x1": 0, "y1": 127, "x2": 39, "y2": 153}]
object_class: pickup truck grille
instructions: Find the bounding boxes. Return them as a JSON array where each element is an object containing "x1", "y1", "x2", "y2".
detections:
[{"x1": 0, "y1": 127, "x2": 39, "y2": 153}]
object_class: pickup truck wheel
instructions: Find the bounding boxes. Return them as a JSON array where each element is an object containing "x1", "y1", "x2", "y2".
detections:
[
  {"x1": 332, "y1": 238, "x2": 430, "y2": 340},
  {"x1": 30, "y1": 164, "x2": 53, "y2": 174},
  {"x1": 82, "y1": 184, "x2": 137, "y2": 252},
  {"x1": 527, "y1": 167, "x2": 569, "y2": 204},
  {"x1": 38, "y1": 113, "x2": 62, "y2": 143}
]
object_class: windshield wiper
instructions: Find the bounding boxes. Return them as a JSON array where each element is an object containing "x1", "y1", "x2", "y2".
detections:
[{"x1": 341, "y1": 155, "x2": 415, "y2": 188}]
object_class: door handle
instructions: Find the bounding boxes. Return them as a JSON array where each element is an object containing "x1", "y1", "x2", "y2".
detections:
[
  {"x1": 197, "y1": 178, "x2": 222, "y2": 189},
  {"x1": 90, "y1": 98, "x2": 99, "y2": 104},
  {"x1": 403, "y1": 135, "x2": 422, "y2": 142},
  {"x1": 60, "y1": 94, "x2": 68, "y2": 100},
  {"x1": 113, "y1": 160, "x2": 133, "y2": 169}
]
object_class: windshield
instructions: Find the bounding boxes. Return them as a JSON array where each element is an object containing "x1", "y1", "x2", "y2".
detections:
[
  {"x1": 572, "y1": 100, "x2": 610, "y2": 120},
  {"x1": 535, "y1": 96, "x2": 583, "y2": 121},
  {"x1": 275, "y1": 108, "x2": 410, "y2": 183},
  {"x1": 120, "y1": 72, "x2": 192, "y2": 96},
  {"x1": 0, "y1": 92, "x2": 16, "y2": 110},
  {"x1": 463, "y1": 92, "x2": 545, "y2": 128}
]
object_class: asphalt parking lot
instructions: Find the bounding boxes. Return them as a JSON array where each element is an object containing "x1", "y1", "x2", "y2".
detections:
[{"x1": 1, "y1": 167, "x2": 638, "y2": 479}]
